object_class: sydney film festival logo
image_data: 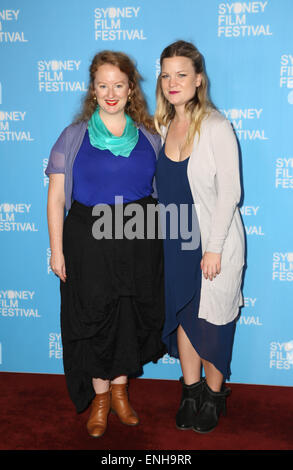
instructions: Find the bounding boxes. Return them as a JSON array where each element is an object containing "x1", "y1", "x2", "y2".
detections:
[
  {"x1": 240, "y1": 295, "x2": 262, "y2": 326},
  {"x1": 0, "y1": 203, "x2": 38, "y2": 232},
  {"x1": 37, "y1": 60, "x2": 87, "y2": 93},
  {"x1": 49, "y1": 333, "x2": 62, "y2": 359},
  {"x1": 275, "y1": 157, "x2": 293, "y2": 189},
  {"x1": 94, "y1": 6, "x2": 146, "y2": 41},
  {"x1": 240, "y1": 204, "x2": 264, "y2": 237},
  {"x1": 221, "y1": 108, "x2": 268, "y2": 142},
  {"x1": 0, "y1": 9, "x2": 28, "y2": 43},
  {"x1": 270, "y1": 341, "x2": 293, "y2": 370},
  {"x1": 0, "y1": 85, "x2": 34, "y2": 142},
  {"x1": 280, "y1": 54, "x2": 293, "y2": 105},
  {"x1": 0, "y1": 110, "x2": 34, "y2": 142},
  {"x1": 217, "y1": 1, "x2": 273, "y2": 38},
  {"x1": 272, "y1": 252, "x2": 293, "y2": 282},
  {"x1": 0, "y1": 290, "x2": 40, "y2": 319}
]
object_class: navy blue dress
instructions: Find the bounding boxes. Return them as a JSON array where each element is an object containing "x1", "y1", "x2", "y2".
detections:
[{"x1": 155, "y1": 145, "x2": 235, "y2": 380}]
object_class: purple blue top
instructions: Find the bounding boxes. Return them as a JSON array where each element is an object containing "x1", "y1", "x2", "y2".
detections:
[
  {"x1": 72, "y1": 129, "x2": 156, "y2": 206},
  {"x1": 45, "y1": 120, "x2": 161, "y2": 211}
]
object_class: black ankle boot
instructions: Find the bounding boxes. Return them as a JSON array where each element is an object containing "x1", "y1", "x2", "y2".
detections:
[
  {"x1": 176, "y1": 377, "x2": 204, "y2": 430},
  {"x1": 192, "y1": 381, "x2": 231, "y2": 434}
]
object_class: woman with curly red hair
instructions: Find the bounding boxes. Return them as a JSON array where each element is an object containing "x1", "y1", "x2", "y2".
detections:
[{"x1": 46, "y1": 50, "x2": 166, "y2": 438}]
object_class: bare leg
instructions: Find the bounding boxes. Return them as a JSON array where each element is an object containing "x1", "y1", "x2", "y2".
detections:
[
  {"x1": 175, "y1": 325, "x2": 204, "y2": 430},
  {"x1": 202, "y1": 359, "x2": 223, "y2": 392},
  {"x1": 92, "y1": 378, "x2": 110, "y2": 394},
  {"x1": 177, "y1": 324, "x2": 201, "y2": 384},
  {"x1": 111, "y1": 375, "x2": 127, "y2": 385},
  {"x1": 92, "y1": 374, "x2": 128, "y2": 394}
]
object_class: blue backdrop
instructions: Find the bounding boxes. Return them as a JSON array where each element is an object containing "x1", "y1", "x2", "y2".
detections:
[{"x1": 1, "y1": 0, "x2": 293, "y2": 387}]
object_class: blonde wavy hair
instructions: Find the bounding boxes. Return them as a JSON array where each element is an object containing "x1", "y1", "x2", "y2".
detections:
[
  {"x1": 74, "y1": 50, "x2": 155, "y2": 132},
  {"x1": 154, "y1": 40, "x2": 214, "y2": 144}
]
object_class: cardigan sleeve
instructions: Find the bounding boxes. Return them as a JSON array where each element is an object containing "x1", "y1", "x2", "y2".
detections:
[
  {"x1": 205, "y1": 119, "x2": 241, "y2": 254},
  {"x1": 45, "y1": 127, "x2": 67, "y2": 175}
]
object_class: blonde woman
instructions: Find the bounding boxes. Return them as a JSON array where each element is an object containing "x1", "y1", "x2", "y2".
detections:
[
  {"x1": 46, "y1": 50, "x2": 166, "y2": 437},
  {"x1": 155, "y1": 40, "x2": 245, "y2": 433}
]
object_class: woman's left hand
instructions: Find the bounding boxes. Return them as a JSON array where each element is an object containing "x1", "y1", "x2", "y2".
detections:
[{"x1": 200, "y1": 252, "x2": 221, "y2": 281}]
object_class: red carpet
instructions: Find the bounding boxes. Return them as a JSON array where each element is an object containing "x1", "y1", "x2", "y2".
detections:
[{"x1": 0, "y1": 372, "x2": 292, "y2": 452}]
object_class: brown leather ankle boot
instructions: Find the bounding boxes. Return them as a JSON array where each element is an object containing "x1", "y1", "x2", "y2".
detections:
[
  {"x1": 110, "y1": 383, "x2": 139, "y2": 426},
  {"x1": 86, "y1": 390, "x2": 111, "y2": 438}
]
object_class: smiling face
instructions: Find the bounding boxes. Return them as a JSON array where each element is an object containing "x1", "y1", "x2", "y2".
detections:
[
  {"x1": 160, "y1": 56, "x2": 202, "y2": 109},
  {"x1": 93, "y1": 63, "x2": 131, "y2": 117}
]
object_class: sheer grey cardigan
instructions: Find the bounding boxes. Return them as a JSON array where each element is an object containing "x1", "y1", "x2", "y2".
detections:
[{"x1": 161, "y1": 110, "x2": 245, "y2": 325}]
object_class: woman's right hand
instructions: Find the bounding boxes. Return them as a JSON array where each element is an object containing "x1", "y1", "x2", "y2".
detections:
[
  {"x1": 50, "y1": 251, "x2": 67, "y2": 283},
  {"x1": 200, "y1": 251, "x2": 221, "y2": 281}
]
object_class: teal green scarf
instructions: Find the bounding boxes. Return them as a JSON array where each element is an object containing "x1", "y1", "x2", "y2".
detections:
[{"x1": 88, "y1": 107, "x2": 139, "y2": 157}]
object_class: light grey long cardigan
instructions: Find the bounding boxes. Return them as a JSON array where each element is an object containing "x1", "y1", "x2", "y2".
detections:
[{"x1": 161, "y1": 109, "x2": 245, "y2": 325}]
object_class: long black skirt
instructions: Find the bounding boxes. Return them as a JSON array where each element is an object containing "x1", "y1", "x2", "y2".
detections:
[{"x1": 60, "y1": 196, "x2": 166, "y2": 413}]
